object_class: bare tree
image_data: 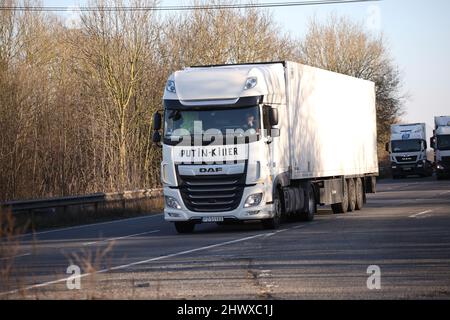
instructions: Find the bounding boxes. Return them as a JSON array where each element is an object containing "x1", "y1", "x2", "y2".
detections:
[
  {"x1": 72, "y1": 0, "x2": 161, "y2": 191},
  {"x1": 296, "y1": 15, "x2": 404, "y2": 156},
  {"x1": 159, "y1": 0, "x2": 296, "y2": 69}
]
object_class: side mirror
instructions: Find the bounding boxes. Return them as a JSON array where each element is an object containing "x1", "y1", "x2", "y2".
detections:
[
  {"x1": 424, "y1": 140, "x2": 428, "y2": 150},
  {"x1": 430, "y1": 137, "x2": 436, "y2": 149},
  {"x1": 385, "y1": 142, "x2": 390, "y2": 152},
  {"x1": 153, "y1": 112, "x2": 162, "y2": 131},
  {"x1": 268, "y1": 107, "x2": 278, "y2": 126},
  {"x1": 152, "y1": 131, "x2": 161, "y2": 143}
]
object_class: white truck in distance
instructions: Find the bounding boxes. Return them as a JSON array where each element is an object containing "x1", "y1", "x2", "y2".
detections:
[
  {"x1": 431, "y1": 116, "x2": 450, "y2": 179},
  {"x1": 386, "y1": 123, "x2": 432, "y2": 179},
  {"x1": 152, "y1": 61, "x2": 379, "y2": 233}
]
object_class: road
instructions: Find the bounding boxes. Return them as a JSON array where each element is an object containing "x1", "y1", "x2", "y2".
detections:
[{"x1": 2, "y1": 177, "x2": 450, "y2": 299}]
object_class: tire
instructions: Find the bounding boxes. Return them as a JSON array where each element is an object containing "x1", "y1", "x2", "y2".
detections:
[
  {"x1": 300, "y1": 184, "x2": 316, "y2": 222},
  {"x1": 174, "y1": 221, "x2": 195, "y2": 234},
  {"x1": 355, "y1": 178, "x2": 364, "y2": 211},
  {"x1": 332, "y1": 178, "x2": 348, "y2": 214},
  {"x1": 347, "y1": 179, "x2": 356, "y2": 212},
  {"x1": 262, "y1": 190, "x2": 282, "y2": 230}
]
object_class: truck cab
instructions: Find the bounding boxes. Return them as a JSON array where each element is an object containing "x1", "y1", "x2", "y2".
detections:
[
  {"x1": 431, "y1": 116, "x2": 450, "y2": 179},
  {"x1": 386, "y1": 123, "x2": 432, "y2": 179},
  {"x1": 152, "y1": 64, "x2": 285, "y2": 233}
]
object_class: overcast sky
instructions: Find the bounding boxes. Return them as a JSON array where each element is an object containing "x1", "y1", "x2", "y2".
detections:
[{"x1": 43, "y1": 0, "x2": 450, "y2": 139}]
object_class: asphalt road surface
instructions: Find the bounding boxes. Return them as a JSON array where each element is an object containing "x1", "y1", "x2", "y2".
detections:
[{"x1": 2, "y1": 177, "x2": 450, "y2": 299}]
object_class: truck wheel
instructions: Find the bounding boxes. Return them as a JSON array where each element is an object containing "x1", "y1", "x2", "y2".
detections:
[
  {"x1": 262, "y1": 190, "x2": 282, "y2": 229},
  {"x1": 355, "y1": 178, "x2": 364, "y2": 210},
  {"x1": 332, "y1": 178, "x2": 348, "y2": 214},
  {"x1": 300, "y1": 184, "x2": 316, "y2": 221},
  {"x1": 347, "y1": 179, "x2": 356, "y2": 212},
  {"x1": 174, "y1": 221, "x2": 195, "y2": 234}
]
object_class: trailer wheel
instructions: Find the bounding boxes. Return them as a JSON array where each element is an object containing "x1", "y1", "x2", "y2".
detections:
[
  {"x1": 174, "y1": 221, "x2": 195, "y2": 234},
  {"x1": 300, "y1": 184, "x2": 316, "y2": 221},
  {"x1": 355, "y1": 178, "x2": 364, "y2": 210},
  {"x1": 262, "y1": 190, "x2": 282, "y2": 229},
  {"x1": 347, "y1": 179, "x2": 356, "y2": 212},
  {"x1": 332, "y1": 178, "x2": 348, "y2": 214}
]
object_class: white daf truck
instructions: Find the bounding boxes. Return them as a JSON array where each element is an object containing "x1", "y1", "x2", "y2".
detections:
[
  {"x1": 386, "y1": 123, "x2": 433, "y2": 179},
  {"x1": 152, "y1": 61, "x2": 379, "y2": 233},
  {"x1": 431, "y1": 116, "x2": 450, "y2": 179}
]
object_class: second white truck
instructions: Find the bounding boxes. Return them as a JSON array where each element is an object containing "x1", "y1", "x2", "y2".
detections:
[
  {"x1": 386, "y1": 123, "x2": 433, "y2": 178},
  {"x1": 152, "y1": 61, "x2": 379, "y2": 233}
]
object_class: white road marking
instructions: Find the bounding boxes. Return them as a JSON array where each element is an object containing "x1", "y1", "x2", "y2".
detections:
[
  {"x1": 15, "y1": 214, "x2": 164, "y2": 239},
  {"x1": 1, "y1": 221, "x2": 316, "y2": 296},
  {"x1": 0, "y1": 233, "x2": 265, "y2": 296},
  {"x1": 409, "y1": 210, "x2": 433, "y2": 218},
  {"x1": 439, "y1": 191, "x2": 450, "y2": 196},
  {"x1": 293, "y1": 223, "x2": 315, "y2": 229},
  {"x1": 82, "y1": 230, "x2": 160, "y2": 246},
  {"x1": 0, "y1": 253, "x2": 31, "y2": 261}
]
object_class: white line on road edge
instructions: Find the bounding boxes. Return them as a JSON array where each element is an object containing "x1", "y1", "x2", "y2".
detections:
[
  {"x1": 409, "y1": 210, "x2": 433, "y2": 218},
  {"x1": 0, "y1": 222, "x2": 313, "y2": 296},
  {"x1": 0, "y1": 232, "x2": 266, "y2": 297},
  {"x1": 15, "y1": 213, "x2": 164, "y2": 239},
  {"x1": 0, "y1": 253, "x2": 31, "y2": 261},
  {"x1": 82, "y1": 230, "x2": 160, "y2": 246}
]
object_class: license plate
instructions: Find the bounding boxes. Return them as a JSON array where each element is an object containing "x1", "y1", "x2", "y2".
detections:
[
  {"x1": 403, "y1": 167, "x2": 412, "y2": 171},
  {"x1": 202, "y1": 216, "x2": 224, "y2": 223}
]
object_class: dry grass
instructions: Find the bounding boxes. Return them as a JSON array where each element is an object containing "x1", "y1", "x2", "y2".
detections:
[
  {"x1": 65, "y1": 241, "x2": 115, "y2": 299},
  {"x1": 0, "y1": 208, "x2": 29, "y2": 296},
  {"x1": 1, "y1": 196, "x2": 162, "y2": 299}
]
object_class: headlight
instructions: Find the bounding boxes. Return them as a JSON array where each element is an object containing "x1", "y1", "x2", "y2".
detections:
[
  {"x1": 244, "y1": 193, "x2": 263, "y2": 208},
  {"x1": 166, "y1": 80, "x2": 176, "y2": 93},
  {"x1": 161, "y1": 164, "x2": 169, "y2": 184},
  {"x1": 165, "y1": 196, "x2": 181, "y2": 209},
  {"x1": 244, "y1": 77, "x2": 257, "y2": 90},
  {"x1": 437, "y1": 164, "x2": 444, "y2": 170}
]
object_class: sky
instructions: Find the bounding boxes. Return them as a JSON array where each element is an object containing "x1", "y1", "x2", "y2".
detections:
[{"x1": 42, "y1": 0, "x2": 450, "y2": 140}]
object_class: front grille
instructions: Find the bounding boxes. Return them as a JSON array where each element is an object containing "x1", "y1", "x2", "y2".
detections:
[
  {"x1": 441, "y1": 156, "x2": 450, "y2": 164},
  {"x1": 395, "y1": 155, "x2": 417, "y2": 163},
  {"x1": 178, "y1": 173, "x2": 246, "y2": 212}
]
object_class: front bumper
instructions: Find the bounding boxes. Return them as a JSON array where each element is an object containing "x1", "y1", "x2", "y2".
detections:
[
  {"x1": 391, "y1": 162, "x2": 431, "y2": 176},
  {"x1": 163, "y1": 184, "x2": 274, "y2": 222}
]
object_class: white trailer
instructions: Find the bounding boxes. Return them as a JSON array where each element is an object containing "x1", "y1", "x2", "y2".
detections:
[
  {"x1": 431, "y1": 116, "x2": 450, "y2": 179},
  {"x1": 152, "y1": 61, "x2": 379, "y2": 233}
]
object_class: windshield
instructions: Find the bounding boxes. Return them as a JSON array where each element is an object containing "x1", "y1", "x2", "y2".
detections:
[
  {"x1": 391, "y1": 139, "x2": 423, "y2": 152},
  {"x1": 437, "y1": 135, "x2": 450, "y2": 150},
  {"x1": 164, "y1": 106, "x2": 261, "y2": 143}
]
